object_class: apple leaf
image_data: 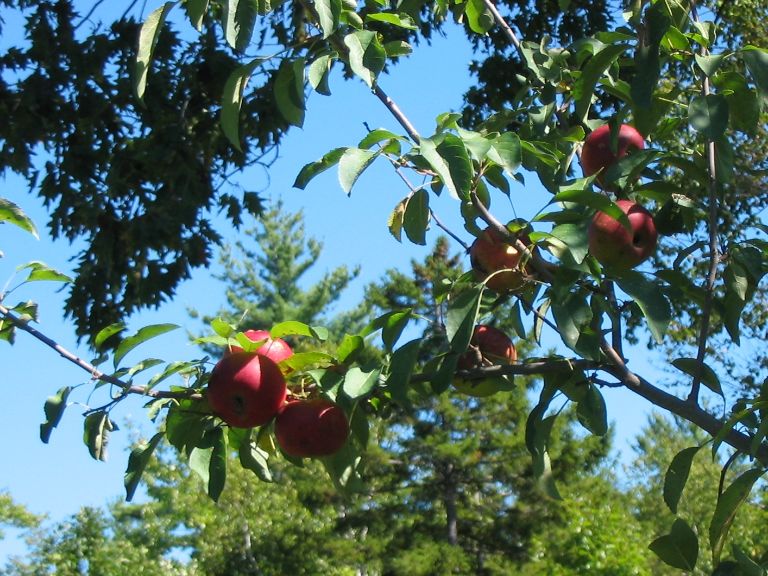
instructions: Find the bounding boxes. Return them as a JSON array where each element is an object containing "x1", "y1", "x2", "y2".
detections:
[
  {"x1": 365, "y1": 12, "x2": 418, "y2": 30},
  {"x1": 388, "y1": 198, "x2": 407, "y2": 242},
  {"x1": 134, "y1": 2, "x2": 175, "y2": 101},
  {"x1": 709, "y1": 468, "x2": 765, "y2": 565},
  {"x1": 616, "y1": 272, "x2": 671, "y2": 343},
  {"x1": 631, "y1": 4, "x2": 669, "y2": 108},
  {"x1": 663, "y1": 446, "x2": 701, "y2": 514},
  {"x1": 343, "y1": 30, "x2": 386, "y2": 88},
  {"x1": 419, "y1": 135, "x2": 472, "y2": 199},
  {"x1": 184, "y1": 0, "x2": 209, "y2": 30},
  {"x1": 403, "y1": 188, "x2": 430, "y2": 245},
  {"x1": 321, "y1": 442, "x2": 364, "y2": 493},
  {"x1": 16, "y1": 261, "x2": 72, "y2": 284},
  {"x1": 464, "y1": 0, "x2": 494, "y2": 34},
  {"x1": 576, "y1": 385, "x2": 608, "y2": 436},
  {"x1": 385, "y1": 338, "x2": 421, "y2": 408},
  {"x1": 94, "y1": 323, "x2": 126, "y2": 350},
  {"x1": 649, "y1": 518, "x2": 699, "y2": 571},
  {"x1": 124, "y1": 432, "x2": 163, "y2": 501},
  {"x1": 238, "y1": 431, "x2": 273, "y2": 483},
  {"x1": 274, "y1": 58, "x2": 306, "y2": 127},
  {"x1": 382, "y1": 310, "x2": 413, "y2": 352},
  {"x1": 688, "y1": 94, "x2": 729, "y2": 140},
  {"x1": 83, "y1": 411, "x2": 116, "y2": 462},
  {"x1": 308, "y1": 54, "x2": 334, "y2": 96},
  {"x1": 294, "y1": 148, "x2": 347, "y2": 190},
  {"x1": 445, "y1": 285, "x2": 483, "y2": 353},
  {"x1": 113, "y1": 324, "x2": 179, "y2": 369},
  {"x1": 222, "y1": 0, "x2": 257, "y2": 52},
  {"x1": 189, "y1": 428, "x2": 227, "y2": 502},
  {"x1": 221, "y1": 58, "x2": 265, "y2": 151},
  {"x1": 573, "y1": 43, "x2": 627, "y2": 120},
  {"x1": 343, "y1": 367, "x2": 381, "y2": 399},
  {"x1": 316, "y1": 0, "x2": 342, "y2": 37},
  {"x1": 0, "y1": 198, "x2": 38, "y2": 238},
  {"x1": 742, "y1": 45, "x2": 768, "y2": 105},
  {"x1": 672, "y1": 358, "x2": 723, "y2": 396},
  {"x1": 551, "y1": 290, "x2": 592, "y2": 351},
  {"x1": 339, "y1": 148, "x2": 379, "y2": 194},
  {"x1": 270, "y1": 320, "x2": 327, "y2": 340},
  {"x1": 40, "y1": 386, "x2": 72, "y2": 443},
  {"x1": 487, "y1": 132, "x2": 522, "y2": 175}
]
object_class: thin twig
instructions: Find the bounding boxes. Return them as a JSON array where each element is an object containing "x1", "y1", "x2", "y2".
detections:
[
  {"x1": 0, "y1": 304, "x2": 201, "y2": 400},
  {"x1": 688, "y1": 0, "x2": 721, "y2": 406},
  {"x1": 481, "y1": 0, "x2": 522, "y2": 51}
]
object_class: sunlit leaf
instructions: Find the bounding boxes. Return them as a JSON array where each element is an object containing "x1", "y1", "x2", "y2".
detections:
[
  {"x1": 114, "y1": 324, "x2": 179, "y2": 369},
  {"x1": 134, "y1": 2, "x2": 175, "y2": 101},
  {"x1": 40, "y1": 386, "x2": 72, "y2": 443},
  {"x1": 338, "y1": 148, "x2": 378, "y2": 194},
  {"x1": 0, "y1": 199, "x2": 38, "y2": 238},
  {"x1": 221, "y1": 58, "x2": 266, "y2": 150}
]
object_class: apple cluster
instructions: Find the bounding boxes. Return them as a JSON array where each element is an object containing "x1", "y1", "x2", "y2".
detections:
[{"x1": 207, "y1": 329, "x2": 350, "y2": 459}]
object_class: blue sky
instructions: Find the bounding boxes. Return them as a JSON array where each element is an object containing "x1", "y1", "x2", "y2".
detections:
[{"x1": 0, "y1": 1, "x2": 663, "y2": 562}]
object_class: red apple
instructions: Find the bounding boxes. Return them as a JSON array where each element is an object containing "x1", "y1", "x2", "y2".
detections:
[
  {"x1": 580, "y1": 124, "x2": 645, "y2": 186},
  {"x1": 588, "y1": 199, "x2": 658, "y2": 270},
  {"x1": 207, "y1": 352, "x2": 287, "y2": 428},
  {"x1": 275, "y1": 399, "x2": 350, "y2": 458},
  {"x1": 230, "y1": 329, "x2": 293, "y2": 363},
  {"x1": 453, "y1": 325, "x2": 517, "y2": 397},
  {"x1": 470, "y1": 226, "x2": 534, "y2": 293}
]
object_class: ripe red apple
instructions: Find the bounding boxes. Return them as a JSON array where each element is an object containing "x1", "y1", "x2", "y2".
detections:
[
  {"x1": 230, "y1": 329, "x2": 293, "y2": 363},
  {"x1": 207, "y1": 352, "x2": 287, "y2": 428},
  {"x1": 275, "y1": 399, "x2": 350, "y2": 458},
  {"x1": 580, "y1": 124, "x2": 645, "y2": 185},
  {"x1": 588, "y1": 199, "x2": 658, "y2": 270},
  {"x1": 470, "y1": 226, "x2": 534, "y2": 293},
  {"x1": 453, "y1": 325, "x2": 517, "y2": 397}
]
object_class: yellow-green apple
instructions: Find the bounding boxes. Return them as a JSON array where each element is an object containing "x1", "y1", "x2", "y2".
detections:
[
  {"x1": 588, "y1": 199, "x2": 658, "y2": 270},
  {"x1": 230, "y1": 329, "x2": 294, "y2": 363},
  {"x1": 275, "y1": 399, "x2": 350, "y2": 458},
  {"x1": 207, "y1": 352, "x2": 287, "y2": 428},
  {"x1": 580, "y1": 124, "x2": 645, "y2": 186},
  {"x1": 453, "y1": 325, "x2": 517, "y2": 397},
  {"x1": 470, "y1": 226, "x2": 534, "y2": 293}
]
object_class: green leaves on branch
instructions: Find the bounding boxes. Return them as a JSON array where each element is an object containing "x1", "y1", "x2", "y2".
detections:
[
  {"x1": 0, "y1": 198, "x2": 38, "y2": 238},
  {"x1": 709, "y1": 468, "x2": 765, "y2": 565},
  {"x1": 344, "y1": 30, "x2": 386, "y2": 88}
]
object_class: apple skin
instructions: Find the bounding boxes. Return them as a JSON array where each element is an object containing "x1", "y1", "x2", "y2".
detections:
[
  {"x1": 588, "y1": 199, "x2": 658, "y2": 270},
  {"x1": 230, "y1": 329, "x2": 294, "y2": 363},
  {"x1": 580, "y1": 124, "x2": 645, "y2": 185},
  {"x1": 275, "y1": 399, "x2": 350, "y2": 458},
  {"x1": 453, "y1": 325, "x2": 517, "y2": 397},
  {"x1": 469, "y1": 227, "x2": 533, "y2": 293},
  {"x1": 207, "y1": 352, "x2": 287, "y2": 428}
]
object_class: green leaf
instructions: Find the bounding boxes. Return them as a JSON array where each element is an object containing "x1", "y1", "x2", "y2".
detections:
[
  {"x1": 742, "y1": 46, "x2": 768, "y2": 105},
  {"x1": 464, "y1": 0, "x2": 493, "y2": 34},
  {"x1": 343, "y1": 367, "x2": 380, "y2": 399},
  {"x1": 419, "y1": 135, "x2": 472, "y2": 199},
  {"x1": 0, "y1": 198, "x2": 38, "y2": 238},
  {"x1": 271, "y1": 320, "x2": 327, "y2": 340},
  {"x1": 616, "y1": 273, "x2": 671, "y2": 343},
  {"x1": 16, "y1": 261, "x2": 72, "y2": 284},
  {"x1": 732, "y1": 544, "x2": 765, "y2": 576},
  {"x1": 274, "y1": 58, "x2": 306, "y2": 127},
  {"x1": 280, "y1": 351, "x2": 335, "y2": 371},
  {"x1": 672, "y1": 358, "x2": 723, "y2": 396},
  {"x1": 548, "y1": 223, "x2": 590, "y2": 265},
  {"x1": 551, "y1": 290, "x2": 592, "y2": 351},
  {"x1": 94, "y1": 323, "x2": 126, "y2": 350},
  {"x1": 631, "y1": 5, "x2": 669, "y2": 108},
  {"x1": 573, "y1": 43, "x2": 627, "y2": 120},
  {"x1": 383, "y1": 40, "x2": 412, "y2": 57},
  {"x1": 316, "y1": 0, "x2": 342, "y2": 37},
  {"x1": 83, "y1": 411, "x2": 116, "y2": 462},
  {"x1": 403, "y1": 188, "x2": 430, "y2": 245},
  {"x1": 221, "y1": 58, "x2": 265, "y2": 151},
  {"x1": 688, "y1": 94, "x2": 729, "y2": 140},
  {"x1": 189, "y1": 428, "x2": 228, "y2": 502},
  {"x1": 184, "y1": 0, "x2": 209, "y2": 30},
  {"x1": 308, "y1": 54, "x2": 334, "y2": 95},
  {"x1": 663, "y1": 446, "x2": 701, "y2": 513},
  {"x1": 381, "y1": 310, "x2": 412, "y2": 351},
  {"x1": 709, "y1": 468, "x2": 765, "y2": 565},
  {"x1": 344, "y1": 30, "x2": 386, "y2": 88},
  {"x1": 696, "y1": 53, "x2": 726, "y2": 77},
  {"x1": 294, "y1": 148, "x2": 346, "y2": 189},
  {"x1": 649, "y1": 518, "x2": 699, "y2": 571},
  {"x1": 124, "y1": 432, "x2": 163, "y2": 501},
  {"x1": 337, "y1": 334, "x2": 365, "y2": 364},
  {"x1": 338, "y1": 148, "x2": 378, "y2": 194},
  {"x1": 146, "y1": 360, "x2": 200, "y2": 390},
  {"x1": 385, "y1": 338, "x2": 420, "y2": 407},
  {"x1": 134, "y1": 2, "x2": 175, "y2": 101},
  {"x1": 222, "y1": 0, "x2": 257, "y2": 52},
  {"x1": 576, "y1": 385, "x2": 607, "y2": 436},
  {"x1": 238, "y1": 431, "x2": 273, "y2": 482},
  {"x1": 113, "y1": 324, "x2": 179, "y2": 369},
  {"x1": 445, "y1": 285, "x2": 483, "y2": 352},
  {"x1": 487, "y1": 132, "x2": 522, "y2": 174},
  {"x1": 365, "y1": 12, "x2": 418, "y2": 30},
  {"x1": 40, "y1": 386, "x2": 72, "y2": 443}
]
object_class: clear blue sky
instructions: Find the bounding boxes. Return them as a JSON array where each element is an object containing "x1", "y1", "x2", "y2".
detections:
[{"x1": 0, "y1": 1, "x2": 661, "y2": 562}]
